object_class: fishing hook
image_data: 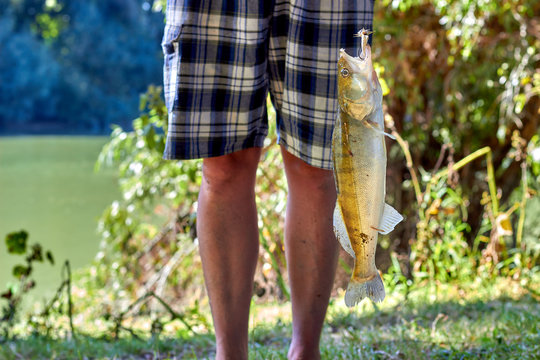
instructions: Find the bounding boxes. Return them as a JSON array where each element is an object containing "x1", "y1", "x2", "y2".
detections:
[{"x1": 354, "y1": 29, "x2": 373, "y2": 60}]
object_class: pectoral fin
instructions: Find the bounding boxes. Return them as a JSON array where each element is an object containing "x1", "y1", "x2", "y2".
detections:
[
  {"x1": 333, "y1": 204, "x2": 356, "y2": 258},
  {"x1": 377, "y1": 203, "x2": 404, "y2": 235}
]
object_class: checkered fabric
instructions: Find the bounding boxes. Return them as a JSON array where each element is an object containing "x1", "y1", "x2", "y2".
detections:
[{"x1": 162, "y1": 0, "x2": 374, "y2": 169}]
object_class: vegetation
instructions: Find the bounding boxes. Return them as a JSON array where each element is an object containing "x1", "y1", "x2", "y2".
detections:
[
  {"x1": 1, "y1": 231, "x2": 55, "y2": 340},
  {"x1": 1, "y1": 0, "x2": 539, "y2": 358},
  {"x1": 1, "y1": 278, "x2": 538, "y2": 359},
  {"x1": 375, "y1": 0, "x2": 540, "y2": 284}
]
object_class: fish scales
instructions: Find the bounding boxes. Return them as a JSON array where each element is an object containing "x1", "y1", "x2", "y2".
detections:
[
  {"x1": 332, "y1": 29, "x2": 403, "y2": 307},
  {"x1": 334, "y1": 111, "x2": 386, "y2": 277}
]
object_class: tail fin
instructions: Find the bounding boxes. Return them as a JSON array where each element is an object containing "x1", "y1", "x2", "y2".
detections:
[{"x1": 344, "y1": 272, "x2": 385, "y2": 307}]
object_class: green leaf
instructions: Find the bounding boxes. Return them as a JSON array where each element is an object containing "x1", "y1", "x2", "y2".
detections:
[
  {"x1": 28, "y1": 244, "x2": 44, "y2": 262},
  {"x1": 145, "y1": 125, "x2": 156, "y2": 150},
  {"x1": 12, "y1": 265, "x2": 31, "y2": 279},
  {"x1": 5, "y1": 231, "x2": 28, "y2": 255},
  {"x1": 46, "y1": 251, "x2": 55, "y2": 265}
]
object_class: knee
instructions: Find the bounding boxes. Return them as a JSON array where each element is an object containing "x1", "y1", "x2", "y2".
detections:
[
  {"x1": 290, "y1": 162, "x2": 335, "y2": 190},
  {"x1": 201, "y1": 147, "x2": 261, "y2": 191},
  {"x1": 281, "y1": 148, "x2": 336, "y2": 194}
]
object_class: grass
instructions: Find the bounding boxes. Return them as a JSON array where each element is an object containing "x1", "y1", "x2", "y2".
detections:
[{"x1": 1, "y1": 276, "x2": 538, "y2": 359}]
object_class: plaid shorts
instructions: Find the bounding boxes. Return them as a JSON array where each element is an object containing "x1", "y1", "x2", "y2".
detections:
[{"x1": 162, "y1": 0, "x2": 374, "y2": 169}]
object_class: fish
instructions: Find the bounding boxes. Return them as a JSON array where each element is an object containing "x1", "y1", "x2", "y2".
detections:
[{"x1": 332, "y1": 29, "x2": 403, "y2": 307}]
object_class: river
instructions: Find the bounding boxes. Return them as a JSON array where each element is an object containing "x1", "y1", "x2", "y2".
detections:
[{"x1": 0, "y1": 136, "x2": 120, "y2": 308}]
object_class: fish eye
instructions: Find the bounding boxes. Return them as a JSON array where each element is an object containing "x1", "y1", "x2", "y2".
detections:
[{"x1": 341, "y1": 68, "x2": 350, "y2": 78}]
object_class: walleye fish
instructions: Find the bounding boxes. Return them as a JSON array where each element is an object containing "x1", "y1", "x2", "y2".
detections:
[{"x1": 332, "y1": 29, "x2": 403, "y2": 307}]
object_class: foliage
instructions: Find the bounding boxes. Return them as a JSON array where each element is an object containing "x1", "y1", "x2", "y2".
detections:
[
  {"x1": 1, "y1": 231, "x2": 78, "y2": 342},
  {"x1": 1, "y1": 231, "x2": 55, "y2": 341},
  {"x1": 254, "y1": 101, "x2": 290, "y2": 300},
  {"x1": 374, "y1": 0, "x2": 539, "y2": 285},
  {"x1": 1, "y1": 229, "x2": 204, "y2": 343},
  {"x1": 0, "y1": 0, "x2": 164, "y2": 134},
  {"x1": 24, "y1": 260, "x2": 77, "y2": 341}
]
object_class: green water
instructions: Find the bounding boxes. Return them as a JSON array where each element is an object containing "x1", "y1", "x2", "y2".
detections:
[{"x1": 0, "y1": 136, "x2": 120, "y2": 303}]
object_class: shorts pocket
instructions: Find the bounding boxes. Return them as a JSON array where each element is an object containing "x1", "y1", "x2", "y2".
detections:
[{"x1": 161, "y1": 24, "x2": 182, "y2": 113}]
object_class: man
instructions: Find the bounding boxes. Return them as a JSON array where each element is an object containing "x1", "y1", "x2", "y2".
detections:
[{"x1": 161, "y1": 1, "x2": 374, "y2": 358}]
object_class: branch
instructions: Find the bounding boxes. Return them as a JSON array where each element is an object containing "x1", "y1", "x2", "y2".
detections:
[
  {"x1": 431, "y1": 146, "x2": 499, "y2": 216},
  {"x1": 389, "y1": 126, "x2": 423, "y2": 207}
]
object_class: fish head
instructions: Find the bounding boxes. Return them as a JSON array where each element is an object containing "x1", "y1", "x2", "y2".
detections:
[{"x1": 338, "y1": 47, "x2": 382, "y2": 122}]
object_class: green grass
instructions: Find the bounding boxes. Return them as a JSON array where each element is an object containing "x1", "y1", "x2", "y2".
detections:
[{"x1": 1, "y1": 277, "x2": 538, "y2": 359}]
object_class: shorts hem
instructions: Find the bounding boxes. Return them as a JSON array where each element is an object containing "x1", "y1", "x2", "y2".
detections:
[
  {"x1": 277, "y1": 138, "x2": 333, "y2": 171},
  {"x1": 163, "y1": 133, "x2": 267, "y2": 161}
]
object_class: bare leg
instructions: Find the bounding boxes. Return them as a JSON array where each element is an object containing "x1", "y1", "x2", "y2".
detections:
[
  {"x1": 196, "y1": 147, "x2": 262, "y2": 360},
  {"x1": 281, "y1": 147, "x2": 339, "y2": 360}
]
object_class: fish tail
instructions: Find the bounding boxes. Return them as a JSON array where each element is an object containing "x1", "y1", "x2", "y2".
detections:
[{"x1": 344, "y1": 272, "x2": 386, "y2": 307}]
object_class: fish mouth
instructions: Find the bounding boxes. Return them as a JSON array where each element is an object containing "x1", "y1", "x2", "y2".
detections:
[{"x1": 339, "y1": 48, "x2": 370, "y2": 74}]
